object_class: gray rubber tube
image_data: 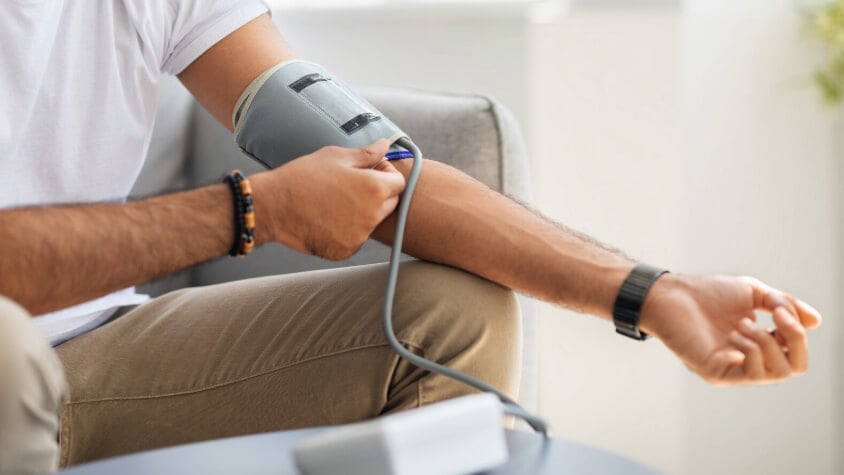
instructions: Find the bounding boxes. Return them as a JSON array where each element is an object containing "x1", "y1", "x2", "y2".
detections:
[{"x1": 382, "y1": 138, "x2": 550, "y2": 437}]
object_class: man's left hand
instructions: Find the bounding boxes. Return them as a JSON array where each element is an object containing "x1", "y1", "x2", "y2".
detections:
[{"x1": 640, "y1": 274, "x2": 822, "y2": 385}]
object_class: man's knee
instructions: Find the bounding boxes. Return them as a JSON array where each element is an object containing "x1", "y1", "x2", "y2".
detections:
[
  {"x1": 0, "y1": 296, "x2": 66, "y2": 474},
  {"x1": 391, "y1": 261, "x2": 523, "y2": 396},
  {"x1": 393, "y1": 260, "x2": 521, "y2": 335}
]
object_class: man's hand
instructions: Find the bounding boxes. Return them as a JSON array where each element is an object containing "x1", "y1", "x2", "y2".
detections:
[
  {"x1": 251, "y1": 139, "x2": 405, "y2": 261},
  {"x1": 640, "y1": 274, "x2": 822, "y2": 385}
]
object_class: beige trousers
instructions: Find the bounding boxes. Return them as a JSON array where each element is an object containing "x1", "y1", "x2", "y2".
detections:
[{"x1": 0, "y1": 261, "x2": 521, "y2": 472}]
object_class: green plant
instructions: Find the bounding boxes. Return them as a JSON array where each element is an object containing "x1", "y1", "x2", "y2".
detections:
[{"x1": 812, "y1": 0, "x2": 844, "y2": 104}]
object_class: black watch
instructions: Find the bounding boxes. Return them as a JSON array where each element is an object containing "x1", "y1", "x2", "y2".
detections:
[{"x1": 613, "y1": 263, "x2": 669, "y2": 341}]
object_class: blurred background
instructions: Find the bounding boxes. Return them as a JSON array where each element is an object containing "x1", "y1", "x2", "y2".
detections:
[{"x1": 261, "y1": 0, "x2": 843, "y2": 473}]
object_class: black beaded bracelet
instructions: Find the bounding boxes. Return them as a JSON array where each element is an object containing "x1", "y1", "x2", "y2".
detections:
[{"x1": 223, "y1": 170, "x2": 255, "y2": 257}]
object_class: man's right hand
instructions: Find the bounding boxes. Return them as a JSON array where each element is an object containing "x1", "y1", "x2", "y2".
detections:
[
  {"x1": 179, "y1": 16, "x2": 407, "y2": 262},
  {"x1": 250, "y1": 139, "x2": 406, "y2": 261}
]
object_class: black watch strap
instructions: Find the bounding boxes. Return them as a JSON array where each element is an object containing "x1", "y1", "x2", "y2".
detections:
[{"x1": 613, "y1": 263, "x2": 669, "y2": 341}]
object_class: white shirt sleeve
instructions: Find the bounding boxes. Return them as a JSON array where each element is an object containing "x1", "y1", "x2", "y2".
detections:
[
  {"x1": 124, "y1": 0, "x2": 270, "y2": 76},
  {"x1": 163, "y1": 0, "x2": 270, "y2": 75}
]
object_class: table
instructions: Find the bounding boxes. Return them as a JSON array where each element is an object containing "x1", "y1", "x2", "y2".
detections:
[{"x1": 59, "y1": 427, "x2": 660, "y2": 474}]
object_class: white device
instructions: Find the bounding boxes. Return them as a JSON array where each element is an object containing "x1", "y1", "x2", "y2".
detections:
[{"x1": 292, "y1": 393, "x2": 509, "y2": 475}]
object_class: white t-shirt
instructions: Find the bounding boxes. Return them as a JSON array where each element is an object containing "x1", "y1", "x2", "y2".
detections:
[{"x1": 0, "y1": 0, "x2": 269, "y2": 345}]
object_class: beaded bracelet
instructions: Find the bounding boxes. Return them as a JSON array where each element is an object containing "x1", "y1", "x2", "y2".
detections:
[{"x1": 223, "y1": 169, "x2": 255, "y2": 257}]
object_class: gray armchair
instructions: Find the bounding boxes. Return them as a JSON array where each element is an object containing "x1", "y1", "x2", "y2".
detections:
[{"x1": 133, "y1": 76, "x2": 538, "y2": 413}]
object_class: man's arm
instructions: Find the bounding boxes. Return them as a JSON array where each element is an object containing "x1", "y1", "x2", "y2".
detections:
[
  {"x1": 176, "y1": 14, "x2": 822, "y2": 386},
  {"x1": 177, "y1": 13, "x2": 294, "y2": 131},
  {"x1": 0, "y1": 142, "x2": 404, "y2": 316},
  {"x1": 372, "y1": 159, "x2": 821, "y2": 385},
  {"x1": 0, "y1": 186, "x2": 233, "y2": 315},
  {"x1": 0, "y1": 16, "x2": 405, "y2": 315}
]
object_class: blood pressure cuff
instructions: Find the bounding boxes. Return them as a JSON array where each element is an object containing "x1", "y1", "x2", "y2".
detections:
[{"x1": 233, "y1": 60, "x2": 408, "y2": 169}]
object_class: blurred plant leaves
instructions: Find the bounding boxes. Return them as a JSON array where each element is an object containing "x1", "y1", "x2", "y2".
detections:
[{"x1": 812, "y1": 0, "x2": 844, "y2": 105}]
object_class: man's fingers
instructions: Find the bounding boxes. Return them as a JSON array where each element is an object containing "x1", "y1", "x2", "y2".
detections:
[
  {"x1": 706, "y1": 348, "x2": 744, "y2": 382},
  {"x1": 737, "y1": 317, "x2": 790, "y2": 379},
  {"x1": 728, "y1": 330, "x2": 766, "y2": 379},
  {"x1": 747, "y1": 277, "x2": 821, "y2": 329},
  {"x1": 372, "y1": 162, "x2": 407, "y2": 197},
  {"x1": 379, "y1": 196, "x2": 400, "y2": 220},
  {"x1": 372, "y1": 155, "x2": 398, "y2": 174},
  {"x1": 771, "y1": 328, "x2": 787, "y2": 349},
  {"x1": 723, "y1": 310, "x2": 807, "y2": 384},
  {"x1": 352, "y1": 141, "x2": 407, "y2": 197},
  {"x1": 748, "y1": 278, "x2": 797, "y2": 315},
  {"x1": 350, "y1": 139, "x2": 391, "y2": 168},
  {"x1": 773, "y1": 307, "x2": 809, "y2": 374},
  {"x1": 788, "y1": 296, "x2": 823, "y2": 329}
]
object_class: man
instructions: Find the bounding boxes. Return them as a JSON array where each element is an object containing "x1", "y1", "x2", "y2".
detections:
[{"x1": 0, "y1": 1, "x2": 822, "y2": 473}]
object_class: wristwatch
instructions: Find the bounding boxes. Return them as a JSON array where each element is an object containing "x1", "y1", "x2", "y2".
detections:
[{"x1": 613, "y1": 263, "x2": 669, "y2": 341}]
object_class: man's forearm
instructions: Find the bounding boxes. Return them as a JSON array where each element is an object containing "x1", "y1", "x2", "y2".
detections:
[
  {"x1": 373, "y1": 159, "x2": 636, "y2": 318},
  {"x1": 0, "y1": 185, "x2": 236, "y2": 315}
]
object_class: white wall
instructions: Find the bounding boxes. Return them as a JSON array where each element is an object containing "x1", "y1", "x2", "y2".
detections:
[
  {"x1": 273, "y1": 3, "x2": 532, "y2": 125},
  {"x1": 682, "y1": 2, "x2": 840, "y2": 474},
  {"x1": 528, "y1": 8, "x2": 691, "y2": 473},
  {"x1": 532, "y1": 2, "x2": 841, "y2": 474},
  {"x1": 274, "y1": 2, "x2": 842, "y2": 473}
]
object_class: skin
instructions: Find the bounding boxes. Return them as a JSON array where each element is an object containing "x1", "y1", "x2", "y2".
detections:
[{"x1": 0, "y1": 15, "x2": 822, "y2": 386}]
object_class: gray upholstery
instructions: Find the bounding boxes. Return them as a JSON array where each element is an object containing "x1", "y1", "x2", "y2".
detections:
[{"x1": 133, "y1": 76, "x2": 537, "y2": 412}]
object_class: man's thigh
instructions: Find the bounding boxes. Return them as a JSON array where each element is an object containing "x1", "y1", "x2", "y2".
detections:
[{"x1": 56, "y1": 261, "x2": 521, "y2": 466}]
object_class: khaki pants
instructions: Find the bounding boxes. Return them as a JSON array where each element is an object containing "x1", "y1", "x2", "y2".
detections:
[{"x1": 0, "y1": 261, "x2": 521, "y2": 472}]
